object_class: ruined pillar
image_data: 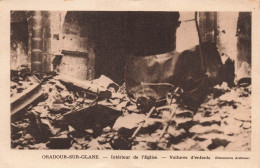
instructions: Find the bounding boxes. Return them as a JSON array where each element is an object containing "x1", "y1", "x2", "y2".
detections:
[
  {"x1": 216, "y1": 12, "x2": 251, "y2": 85},
  {"x1": 30, "y1": 11, "x2": 43, "y2": 73},
  {"x1": 41, "y1": 11, "x2": 52, "y2": 72},
  {"x1": 199, "y1": 12, "x2": 216, "y2": 43},
  {"x1": 236, "y1": 12, "x2": 251, "y2": 84}
]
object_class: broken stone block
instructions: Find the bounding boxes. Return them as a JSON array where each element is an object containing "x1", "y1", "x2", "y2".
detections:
[
  {"x1": 212, "y1": 146, "x2": 225, "y2": 151},
  {"x1": 110, "y1": 135, "x2": 132, "y2": 150},
  {"x1": 160, "y1": 110, "x2": 171, "y2": 120},
  {"x1": 167, "y1": 127, "x2": 187, "y2": 144},
  {"x1": 12, "y1": 131, "x2": 23, "y2": 140},
  {"x1": 218, "y1": 90, "x2": 236, "y2": 102},
  {"x1": 26, "y1": 111, "x2": 53, "y2": 143},
  {"x1": 86, "y1": 140, "x2": 100, "y2": 150},
  {"x1": 113, "y1": 112, "x2": 162, "y2": 141},
  {"x1": 98, "y1": 90, "x2": 112, "y2": 101},
  {"x1": 223, "y1": 117, "x2": 243, "y2": 127},
  {"x1": 22, "y1": 140, "x2": 29, "y2": 146},
  {"x1": 11, "y1": 131, "x2": 36, "y2": 149},
  {"x1": 97, "y1": 136, "x2": 108, "y2": 145},
  {"x1": 193, "y1": 136, "x2": 207, "y2": 142},
  {"x1": 11, "y1": 122, "x2": 29, "y2": 134},
  {"x1": 193, "y1": 112, "x2": 204, "y2": 122},
  {"x1": 207, "y1": 138, "x2": 230, "y2": 150},
  {"x1": 189, "y1": 124, "x2": 223, "y2": 134},
  {"x1": 113, "y1": 113, "x2": 146, "y2": 131},
  {"x1": 23, "y1": 134, "x2": 34, "y2": 144},
  {"x1": 94, "y1": 75, "x2": 119, "y2": 90},
  {"x1": 214, "y1": 82, "x2": 230, "y2": 91},
  {"x1": 108, "y1": 98, "x2": 121, "y2": 106},
  {"x1": 234, "y1": 107, "x2": 251, "y2": 122},
  {"x1": 132, "y1": 141, "x2": 152, "y2": 150},
  {"x1": 175, "y1": 109, "x2": 194, "y2": 118},
  {"x1": 103, "y1": 126, "x2": 111, "y2": 132},
  {"x1": 70, "y1": 143, "x2": 83, "y2": 150},
  {"x1": 63, "y1": 104, "x2": 122, "y2": 136},
  {"x1": 72, "y1": 136, "x2": 90, "y2": 148},
  {"x1": 56, "y1": 74, "x2": 118, "y2": 94},
  {"x1": 237, "y1": 86, "x2": 251, "y2": 97},
  {"x1": 28, "y1": 143, "x2": 47, "y2": 149},
  {"x1": 157, "y1": 141, "x2": 168, "y2": 150},
  {"x1": 151, "y1": 132, "x2": 161, "y2": 138},
  {"x1": 221, "y1": 113, "x2": 229, "y2": 119},
  {"x1": 48, "y1": 104, "x2": 71, "y2": 114},
  {"x1": 84, "y1": 129, "x2": 93, "y2": 134},
  {"x1": 168, "y1": 127, "x2": 186, "y2": 138},
  {"x1": 47, "y1": 134, "x2": 72, "y2": 149},
  {"x1": 222, "y1": 117, "x2": 244, "y2": 136},
  {"x1": 163, "y1": 133, "x2": 171, "y2": 139},
  {"x1": 172, "y1": 138, "x2": 197, "y2": 151},
  {"x1": 222, "y1": 124, "x2": 242, "y2": 136},
  {"x1": 203, "y1": 111, "x2": 214, "y2": 117},
  {"x1": 196, "y1": 115, "x2": 222, "y2": 126},
  {"x1": 190, "y1": 139, "x2": 213, "y2": 151},
  {"x1": 40, "y1": 119, "x2": 60, "y2": 135},
  {"x1": 143, "y1": 118, "x2": 162, "y2": 129},
  {"x1": 200, "y1": 133, "x2": 231, "y2": 140},
  {"x1": 175, "y1": 117, "x2": 193, "y2": 130},
  {"x1": 125, "y1": 103, "x2": 138, "y2": 112}
]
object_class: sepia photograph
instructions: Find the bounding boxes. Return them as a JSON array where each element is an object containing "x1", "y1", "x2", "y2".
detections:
[{"x1": 10, "y1": 11, "x2": 251, "y2": 151}]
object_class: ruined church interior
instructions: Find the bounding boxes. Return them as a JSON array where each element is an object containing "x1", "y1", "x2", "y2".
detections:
[{"x1": 10, "y1": 11, "x2": 251, "y2": 150}]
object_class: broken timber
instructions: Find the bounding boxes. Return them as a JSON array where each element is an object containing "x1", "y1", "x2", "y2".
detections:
[
  {"x1": 11, "y1": 75, "x2": 44, "y2": 117},
  {"x1": 56, "y1": 74, "x2": 118, "y2": 93},
  {"x1": 130, "y1": 106, "x2": 156, "y2": 140}
]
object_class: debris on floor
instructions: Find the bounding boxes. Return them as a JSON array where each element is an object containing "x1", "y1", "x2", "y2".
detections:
[
  {"x1": 11, "y1": 67, "x2": 44, "y2": 117},
  {"x1": 11, "y1": 73, "x2": 251, "y2": 151}
]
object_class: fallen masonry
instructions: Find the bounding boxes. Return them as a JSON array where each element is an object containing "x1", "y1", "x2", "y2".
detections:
[{"x1": 10, "y1": 73, "x2": 251, "y2": 151}]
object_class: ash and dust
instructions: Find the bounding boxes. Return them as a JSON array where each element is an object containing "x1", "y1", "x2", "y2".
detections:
[{"x1": 10, "y1": 11, "x2": 251, "y2": 151}]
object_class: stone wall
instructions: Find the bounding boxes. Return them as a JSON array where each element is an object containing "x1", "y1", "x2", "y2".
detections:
[
  {"x1": 11, "y1": 11, "x2": 251, "y2": 83},
  {"x1": 57, "y1": 12, "x2": 95, "y2": 80},
  {"x1": 11, "y1": 18, "x2": 29, "y2": 70}
]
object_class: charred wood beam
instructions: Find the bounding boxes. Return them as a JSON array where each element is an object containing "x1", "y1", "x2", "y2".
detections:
[
  {"x1": 56, "y1": 74, "x2": 118, "y2": 94},
  {"x1": 11, "y1": 75, "x2": 44, "y2": 118},
  {"x1": 130, "y1": 106, "x2": 156, "y2": 140},
  {"x1": 56, "y1": 74, "x2": 98, "y2": 93}
]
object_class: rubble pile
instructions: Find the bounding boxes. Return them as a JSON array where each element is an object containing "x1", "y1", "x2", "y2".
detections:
[
  {"x1": 11, "y1": 73, "x2": 251, "y2": 151},
  {"x1": 10, "y1": 66, "x2": 34, "y2": 98},
  {"x1": 169, "y1": 83, "x2": 251, "y2": 151}
]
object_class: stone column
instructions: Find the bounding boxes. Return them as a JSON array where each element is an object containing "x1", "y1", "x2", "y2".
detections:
[{"x1": 29, "y1": 11, "x2": 43, "y2": 73}]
